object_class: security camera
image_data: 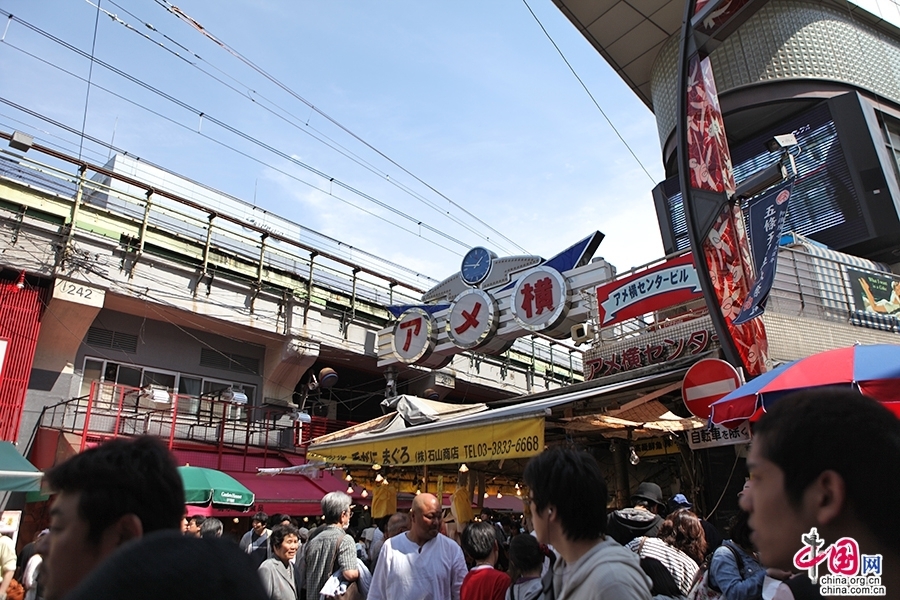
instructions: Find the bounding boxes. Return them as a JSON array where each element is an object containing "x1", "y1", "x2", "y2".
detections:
[{"x1": 765, "y1": 133, "x2": 798, "y2": 153}]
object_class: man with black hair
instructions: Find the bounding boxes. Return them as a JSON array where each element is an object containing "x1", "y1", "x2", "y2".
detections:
[
  {"x1": 524, "y1": 446, "x2": 651, "y2": 600},
  {"x1": 740, "y1": 388, "x2": 900, "y2": 595},
  {"x1": 186, "y1": 515, "x2": 206, "y2": 538},
  {"x1": 41, "y1": 436, "x2": 185, "y2": 600},
  {"x1": 63, "y1": 530, "x2": 268, "y2": 600},
  {"x1": 606, "y1": 481, "x2": 666, "y2": 546},
  {"x1": 460, "y1": 521, "x2": 510, "y2": 600},
  {"x1": 240, "y1": 511, "x2": 271, "y2": 554},
  {"x1": 369, "y1": 512, "x2": 410, "y2": 571}
]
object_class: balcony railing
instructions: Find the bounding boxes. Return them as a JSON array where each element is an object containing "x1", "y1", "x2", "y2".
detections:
[
  {"x1": 38, "y1": 381, "x2": 356, "y2": 462},
  {"x1": 589, "y1": 242, "x2": 899, "y2": 365}
]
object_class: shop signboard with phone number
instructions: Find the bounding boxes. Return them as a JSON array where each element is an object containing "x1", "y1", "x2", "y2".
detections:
[{"x1": 307, "y1": 416, "x2": 544, "y2": 466}]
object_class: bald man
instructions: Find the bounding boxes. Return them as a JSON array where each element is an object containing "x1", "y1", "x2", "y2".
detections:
[{"x1": 367, "y1": 494, "x2": 467, "y2": 600}]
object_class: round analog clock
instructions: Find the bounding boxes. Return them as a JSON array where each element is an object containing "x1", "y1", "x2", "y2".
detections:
[{"x1": 460, "y1": 247, "x2": 494, "y2": 286}]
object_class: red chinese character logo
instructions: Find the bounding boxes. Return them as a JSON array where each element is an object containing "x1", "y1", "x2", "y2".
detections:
[
  {"x1": 793, "y1": 528, "x2": 861, "y2": 584},
  {"x1": 828, "y1": 538, "x2": 859, "y2": 576},
  {"x1": 454, "y1": 301, "x2": 482, "y2": 335},
  {"x1": 520, "y1": 277, "x2": 555, "y2": 319}
]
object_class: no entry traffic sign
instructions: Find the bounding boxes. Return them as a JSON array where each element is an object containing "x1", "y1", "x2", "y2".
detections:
[{"x1": 682, "y1": 358, "x2": 743, "y2": 419}]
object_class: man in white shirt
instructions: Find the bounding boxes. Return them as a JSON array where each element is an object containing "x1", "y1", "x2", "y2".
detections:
[{"x1": 367, "y1": 493, "x2": 466, "y2": 600}]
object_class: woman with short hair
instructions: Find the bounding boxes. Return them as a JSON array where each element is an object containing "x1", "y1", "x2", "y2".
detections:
[{"x1": 258, "y1": 524, "x2": 301, "y2": 600}]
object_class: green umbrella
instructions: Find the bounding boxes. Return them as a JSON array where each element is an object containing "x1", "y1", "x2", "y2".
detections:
[
  {"x1": 178, "y1": 466, "x2": 255, "y2": 508},
  {"x1": 0, "y1": 442, "x2": 42, "y2": 492}
]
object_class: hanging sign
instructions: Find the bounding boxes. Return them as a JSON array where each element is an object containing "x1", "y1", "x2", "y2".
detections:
[
  {"x1": 585, "y1": 327, "x2": 718, "y2": 379},
  {"x1": 511, "y1": 268, "x2": 569, "y2": 331},
  {"x1": 687, "y1": 421, "x2": 751, "y2": 449},
  {"x1": 595, "y1": 254, "x2": 702, "y2": 327},
  {"x1": 447, "y1": 289, "x2": 498, "y2": 349},
  {"x1": 733, "y1": 179, "x2": 793, "y2": 325},
  {"x1": 308, "y1": 416, "x2": 545, "y2": 467},
  {"x1": 391, "y1": 308, "x2": 438, "y2": 363}
]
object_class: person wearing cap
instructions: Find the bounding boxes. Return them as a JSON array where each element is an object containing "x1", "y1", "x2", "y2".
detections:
[
  {"x1": 607, "y1": 482, "x2": 666, "y2": 546},
  {"x1": 667, "y1": 493, "x2": 722, "y2": 557}
]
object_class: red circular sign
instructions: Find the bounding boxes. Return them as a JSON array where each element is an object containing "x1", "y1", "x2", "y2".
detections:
[{"x1": 681, "y1": 358, "x2": 742, "y2": 419}]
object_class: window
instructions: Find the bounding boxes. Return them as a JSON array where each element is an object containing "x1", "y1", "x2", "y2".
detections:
[
  {"x1": 79, "y1": 357, "x2": 257, "y2": 420},
  {"x1": 881, "y1": 114, "x2": 900, "y2": 186},
  {"x1": 85, "y1": 327, "x2": 139, "y2": 353}
]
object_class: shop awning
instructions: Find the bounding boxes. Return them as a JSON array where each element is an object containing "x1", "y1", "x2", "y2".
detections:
[
  {"x1": 561, "y1": 382, "x2": 706, "y2": 439},
  {"x1": 0, "y1": 442, "x2": 42, "y2": 492},
  {"x1": 307, "y1": 372, "x2": 677, "y2": 468},
  {"x1": 229, "y1": 472, "x2": 332, "y2": 516}
]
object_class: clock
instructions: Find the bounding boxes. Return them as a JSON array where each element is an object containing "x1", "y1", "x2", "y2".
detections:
[{"x1": 460, "y1": 247, "x2": 494, "y2": 286}]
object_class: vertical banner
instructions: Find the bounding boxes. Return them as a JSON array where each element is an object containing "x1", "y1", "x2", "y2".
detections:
[
  {"x1": 733, "y1": 179, "x2": 794, "y2": 325},
  {"x1": 685, "y1": 56, "x2": 769, "y2": 374}
]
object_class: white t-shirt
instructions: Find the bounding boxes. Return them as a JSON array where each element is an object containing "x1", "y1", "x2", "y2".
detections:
[{"x1": 367, "y1": 532, "x2": 467, "y2": 600}]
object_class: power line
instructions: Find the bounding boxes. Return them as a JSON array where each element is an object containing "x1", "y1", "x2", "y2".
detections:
[
  {"x1": 1, "y1": 91, "x2": 449, "y2": 286},
  {"x1": 78, "y1": 0, "x2": 102, "y2": 161},
  {"x1": 154, "y1": 0, "x2": 531, "y2": 255},
  {"x1": 0, "y1": 11, "x2": 474, "y2": 260},
  {"x1": 100, "y1": 0, "x2": 525, "y2": 257},
  {"x1": 521, "y1": 0, "x2": 657, "y2": 184}
]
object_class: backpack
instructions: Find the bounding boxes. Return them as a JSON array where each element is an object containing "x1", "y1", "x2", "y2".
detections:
[{"x1": 686, "y1": 542, "x2": 743, "y2": 600}]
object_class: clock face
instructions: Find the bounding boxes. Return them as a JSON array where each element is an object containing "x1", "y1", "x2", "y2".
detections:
[{"x1": 460, "y1": 247, "x2": 493, "y2": 286}]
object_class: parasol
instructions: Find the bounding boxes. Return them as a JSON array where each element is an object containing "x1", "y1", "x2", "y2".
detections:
[
  {"x1": 178, "y1": 465, "x2": 255, "y2": 508},
  {"x1": 709, "y1": 344, "x2": 900, "y2": 427}
]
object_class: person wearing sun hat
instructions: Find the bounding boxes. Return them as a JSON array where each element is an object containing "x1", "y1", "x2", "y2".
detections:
[{"x1": 607, "y1": 482, "x2": 667, "y2": 546}]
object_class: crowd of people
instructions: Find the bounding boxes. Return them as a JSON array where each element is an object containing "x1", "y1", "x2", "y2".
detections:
[{"x1": 0, "y1": 387, "x2": 897, "y2": 600}]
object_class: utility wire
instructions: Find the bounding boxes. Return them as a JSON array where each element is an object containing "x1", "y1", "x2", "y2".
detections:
[
  {"x1": 155, "y1": 0, "x2": 531, "y2": 255},
  {"x1": 78, "y1": 0, "x2": 101, "y2": 160},
  {"x1": 0, "y1": 11, "x2": 471, "y2": 258},
  {"x1": 2, "y1": 91, "x2": 451, "y2": 285},
  {"x1": 100, "y1": 0, "x2": 524, "y2": 256},
  {"x1": 521, "y1": 0, "x2": 657, "y2": 184}
]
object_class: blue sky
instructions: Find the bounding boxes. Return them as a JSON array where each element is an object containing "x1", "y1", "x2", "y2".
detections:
[{"x1": 0, "y1": 1, "x2": 665, "y2": 286}]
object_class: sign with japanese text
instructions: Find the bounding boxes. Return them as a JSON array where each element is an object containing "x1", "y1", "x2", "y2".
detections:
[
  {"x1": 733, "y1": 178, "x2": 793, "y2": 325},
  {"x1": 585, "y1": 327, "x2": 718, "y2": 380},
  {"x1": 391, "y1": 308, "x2": 437, "y2": 364},
  {"x1": 595, "y1": 254, "x2": 702, "y2": 327},
  {"x1": 687, "y1": 421, "x2": 750, "y2": 450},
  {"x1": 511, "y1": 268, "x2": 569, "y2": 331},
  {"x1": 633, "y1": 436, "x2": 679, "y2": 458},
  {"x1": 447, "y1": 289, "x2": 498, "y2": 349},
  {"x1": 307, "y1": 416, "x2": 545, "y2": 467}
]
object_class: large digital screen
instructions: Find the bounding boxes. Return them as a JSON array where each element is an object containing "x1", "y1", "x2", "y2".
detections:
[{"x1": 654, "y1": 101, "x2": 868, "y2": 255}]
